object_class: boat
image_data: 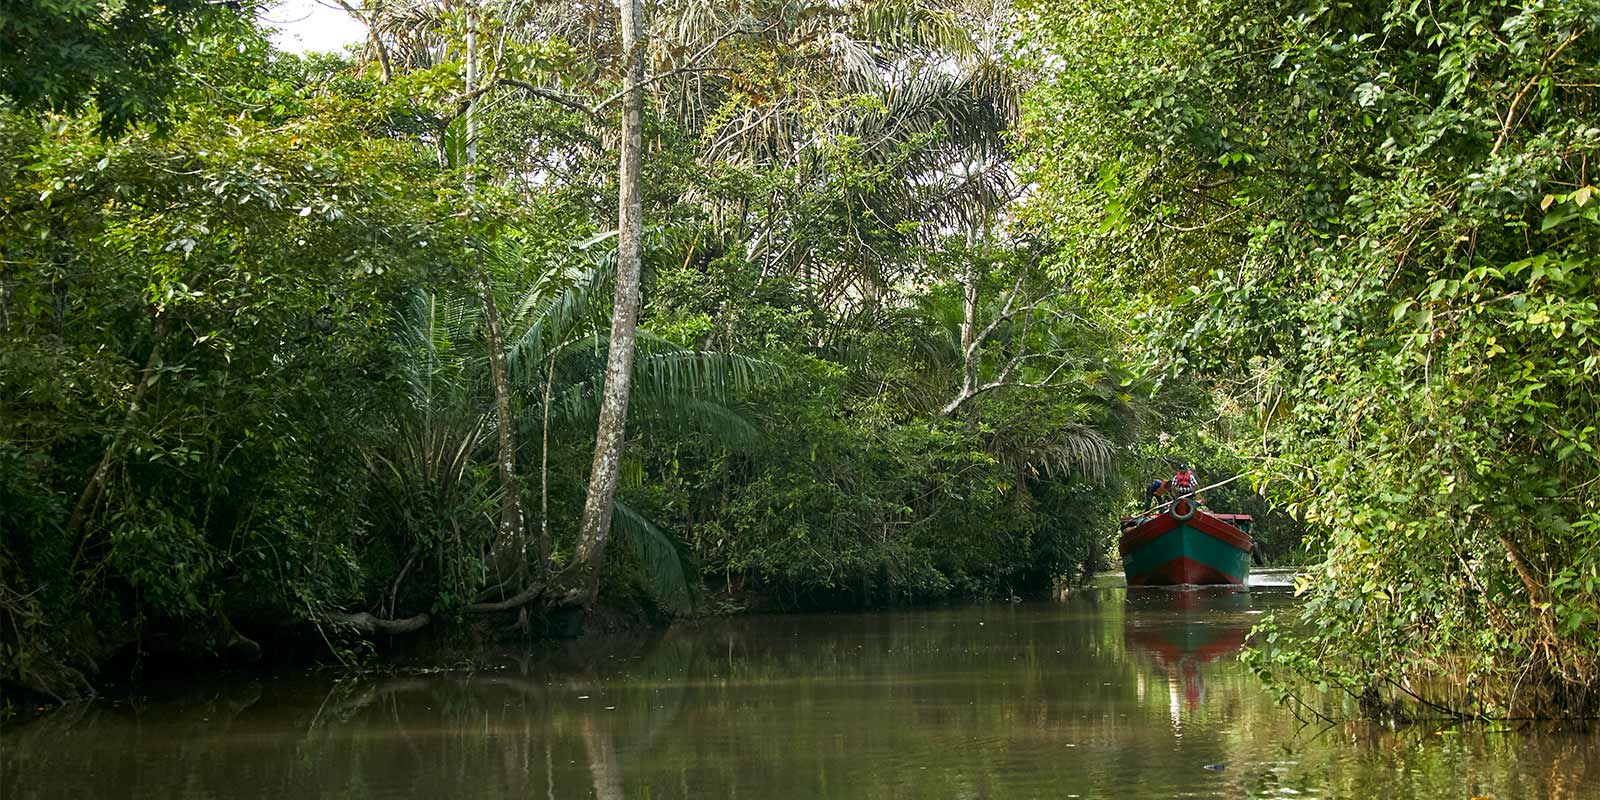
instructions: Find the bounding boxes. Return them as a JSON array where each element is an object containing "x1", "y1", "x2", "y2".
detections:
[{"x1": 1118, "y1": 496, "x2": 1255, "y2": 586}]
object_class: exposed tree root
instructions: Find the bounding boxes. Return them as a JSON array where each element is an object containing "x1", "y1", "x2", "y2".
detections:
[
  {"x1": 463, "y1": 583, "x2": 544, "y2": 614},
  {"x1": 329, "y1": 611, "x2": 433, "y2": 636},
  {"x1": 328, "y1": 580, "x2": 548, "y2": 637}
]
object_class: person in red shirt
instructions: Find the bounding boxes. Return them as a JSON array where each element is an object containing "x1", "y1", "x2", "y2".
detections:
[{"x1": 1172, "y1": 463, "x2": 1199, "y2": 500}]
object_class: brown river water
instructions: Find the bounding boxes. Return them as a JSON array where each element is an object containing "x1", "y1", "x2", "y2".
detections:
[{"x1": 3, "y1": 574, "x2": 1598, "y2": 799}]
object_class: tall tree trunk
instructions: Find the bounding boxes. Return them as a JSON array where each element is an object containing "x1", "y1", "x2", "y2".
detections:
[
  {"x1": 571, "y1": 0, "x2": 645, "y2": 604},
  {"x1": 465, "y1": 13, "x2": 529, "y2": 583},
  {"x1": 0, "y1": 261, "x2": 11, "y2": 334},
  {"x1": 482, "y1": 278, "x2": 526, "y2": 580},
  {"x1": 960, "y1": 228, "x2": 979, "y2": 356},
  {"x1": 68, "y1": 314, "x2": 169, "y2": 541},
  {"x1": 957, "y1": 226, "x2": 982, "y2": 404},
  {"x1": 540, "y1": 352, "x2": 556, "y2": 565},
  {"x1": 368, "y1": 1, "x2": 393, "y2": 83}
]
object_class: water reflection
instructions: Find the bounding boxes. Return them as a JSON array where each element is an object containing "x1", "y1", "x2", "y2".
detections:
[
  {"x1": 4, "y1": 590, "x2": 1597, "y2": 799},
  {"x1": 1123, "y1": 588, "x2": 1252, "y2": 729}
]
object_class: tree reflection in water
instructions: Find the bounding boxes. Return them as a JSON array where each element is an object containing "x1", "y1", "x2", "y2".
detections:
[{"x1": 4, "y1": 591, "x2": 1598, "y2": 799}]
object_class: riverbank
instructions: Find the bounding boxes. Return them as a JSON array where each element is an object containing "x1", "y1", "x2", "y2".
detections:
[
  {"x1": 5, "y1": 560, "x2": 1324, "y2": 719},
  {"x1": 6, "y1": 588, "x2": 1597, "y2": 800},
  {"x1": 1, "y1": 577, "x2": 1054, "y2": 717}
]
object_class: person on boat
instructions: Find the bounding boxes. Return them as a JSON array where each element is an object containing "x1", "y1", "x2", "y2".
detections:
[
  {"x1": 1142, "y1": 479, "x2": 1170, "y2": 512},
  {"x1": 1172, "y1": 464, "x2": 1200, "y2": 500}
]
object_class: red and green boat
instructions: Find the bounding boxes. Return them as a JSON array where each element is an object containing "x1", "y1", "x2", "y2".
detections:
[{"x1": 1118, "y1": 497, "x2": 1255, "y2": 586}]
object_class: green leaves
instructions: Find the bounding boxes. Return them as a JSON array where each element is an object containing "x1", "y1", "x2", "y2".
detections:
[
  {"x1": 0, "y1": 0, "x2": 238, "y2": 136},
  {"x1": 1021, "y1": 0, "x2": 1600, "y2": 718},
  {"x1": 1540, "y1": 186, "x2": 1600, "y2": 232}
]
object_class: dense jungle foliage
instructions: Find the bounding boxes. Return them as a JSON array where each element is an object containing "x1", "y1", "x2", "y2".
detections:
[
  {"x1": 1020, "y1": 0, "x2": 1600, "y2": 717},
  {"x1": 1, "y1": 0, "x2": 1200, "y2": 702},
  {"x1": 2, "y1": 0, "x2": 1594, "y2": 721}
]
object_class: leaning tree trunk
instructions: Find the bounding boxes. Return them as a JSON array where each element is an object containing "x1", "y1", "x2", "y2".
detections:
[
  {"x1": 464, "y1": 14, "x2": 529, "y2": 583},
  {"x1": 959, "y1": 228, "x2": 979, "y2": 356},
  {"x1": 571, "y1": 0, "x2": 645, "y2": 605},
  {"x1": 956, "y1": 228, "x2": 983, "y2": 410},
  {"x1": 481, "y1": 276, "x2": 527, "y2": 580},
  {"x1": 68, "y1": 313, "x2": 169, "y2": 541}
]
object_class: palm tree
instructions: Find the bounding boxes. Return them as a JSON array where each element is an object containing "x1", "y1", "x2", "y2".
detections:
[
  {"x1": 350, "y1": 0, "x2": 1023, "y2": 299},
  {"x1": 357, "y1": 236, "x2": 770, "y2": 622},
  {"x1": 658, "y1": 0, "x2": 1024, "y2": 304},
  {"x1": 327, "y1": 0, "x2": 1038, "y2": 610}
]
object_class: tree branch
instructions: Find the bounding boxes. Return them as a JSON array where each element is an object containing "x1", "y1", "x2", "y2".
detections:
[
  {"x1": 941, "y1": 276, "x2": 1072, "y2": 416},
  {"x1": 591, "y1": 22, "x2": 768, "y2": 114},
  {"x1": 331, "y1": 0, "x2": 392, "y2": 83},
  {"x1": 450, "y1": 23, "x2": 754, "y2": 123},
  {"x1": 463, "y1": 582, "x2": 544, "y2": 613},
  {"x1": 943, "y1": 358, "x2": 1074, "y2": 416},
  {"x1": 330, "y1": 611, "x2": 432, "y2": 635},
  {"x1": 592, "y1": 67, "x2": 742, "y2": 115},
  {"x1": 1491, "y1": 27, "x2": 1583, "y2": 158},
  {"x1": 493, "y1": 79, "x2": 597, "y2": 117}
]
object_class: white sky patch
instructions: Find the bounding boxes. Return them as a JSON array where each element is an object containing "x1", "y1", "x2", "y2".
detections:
[{"x1": 260, "y1": 0, "x2": 368, "y2": 54}]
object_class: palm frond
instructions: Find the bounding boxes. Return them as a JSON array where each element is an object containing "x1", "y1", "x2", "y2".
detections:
[
  {"x1": 397, "y1": 289, "x2": 481, "y2": 415},
  {"x1": 501, "y1": 263, "x2": 611, "y2": 382},
  {"x1": 633, "y1": 396, "x2": 763, "y2": 448},
  {"x1": 610, "y1": 498, "x2": 693, "y2": 612},
  {"x1": 633, "y1": 349, "x2": 771, "y2": 402},
  {"x1": 549, "y1": 346, "x2": 778, "y2": 446},
  {"x1": 851, "y1": 0, "x2": 976, "y2": 57},
  {"x1": 1043, "y1": 425, "x2": 1115, "y2": 486}
]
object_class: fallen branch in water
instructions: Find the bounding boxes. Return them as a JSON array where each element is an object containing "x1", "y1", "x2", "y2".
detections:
[
  {"x1": 463, "y1": 583, "x2": 544, "y2": 613},
  {"x1": 329, "y1": 611, "x2": 432, "y2": 636},
  {"x1": 329, "y1": 581, "x2": 546, "y2": 636}
]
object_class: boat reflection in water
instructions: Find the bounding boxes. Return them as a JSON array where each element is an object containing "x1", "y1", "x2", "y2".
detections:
[{"x1": 1122, "y1": 588, "x2": 1254, "y2": 730}]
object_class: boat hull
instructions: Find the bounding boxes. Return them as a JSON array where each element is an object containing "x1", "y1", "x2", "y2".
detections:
[{"x1": 1118, "y1": 507, "x2": 1253, "y2": 587}]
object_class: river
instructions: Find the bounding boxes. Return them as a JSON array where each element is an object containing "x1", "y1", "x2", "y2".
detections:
[{"x1": 3, "y1": 574, "x2": 1597, "y2": 799}]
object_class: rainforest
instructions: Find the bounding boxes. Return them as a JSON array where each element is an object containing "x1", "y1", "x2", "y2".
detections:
[{"x1": 2, "y1": 0, "x2": 1598, "y2": 731}]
